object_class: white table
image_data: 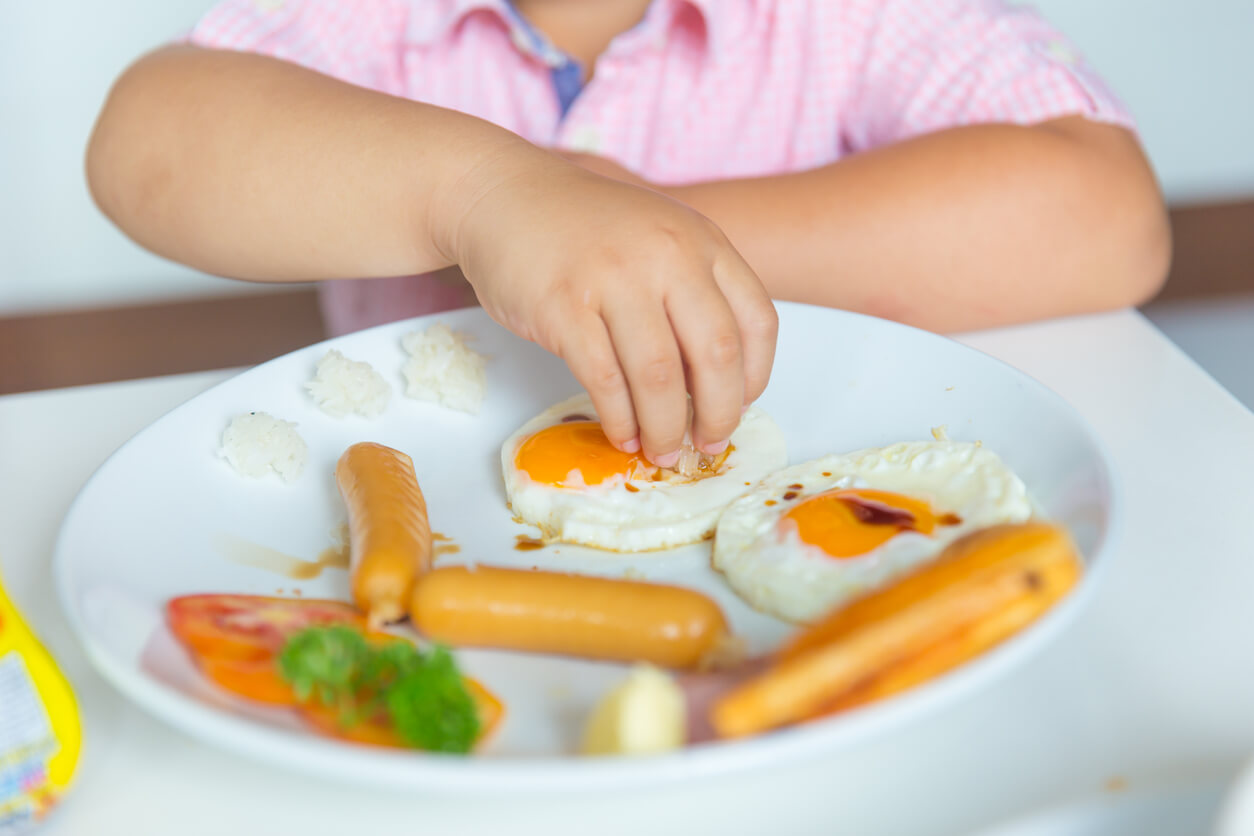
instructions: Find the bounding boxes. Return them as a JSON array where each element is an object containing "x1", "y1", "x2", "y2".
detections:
[{"x1": 4, "y1": 310, "x2": 1254, "y2": 836}]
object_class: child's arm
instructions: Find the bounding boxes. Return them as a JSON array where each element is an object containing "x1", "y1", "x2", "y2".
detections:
[
  {"x1": 569, "y1": 117, "x2": 1169, "y2": 332},
  {"x1": 87, "y1": 46, "x2": 777, "y2": 464},
  {"x1": 88, "y1": 46, "x2": 500, "y2": 283}
]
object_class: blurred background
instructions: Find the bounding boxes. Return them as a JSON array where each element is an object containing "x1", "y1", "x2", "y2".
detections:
[{"x1": 2, "y1": 0, "x2": 1251, "y2": 401}]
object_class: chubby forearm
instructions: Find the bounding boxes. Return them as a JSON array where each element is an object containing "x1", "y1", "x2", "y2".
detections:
[
  {"x1": 86, "y1": 46, "x2": 534, "y2": 282},
  {"x1": 666, "y1": 117, "x2": 1171, "y2": 332}
]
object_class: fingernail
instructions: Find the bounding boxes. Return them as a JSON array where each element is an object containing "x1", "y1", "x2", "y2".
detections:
[
  {"x1": 652, "y1": 450, "x2": 681, "y2": 468},
  {"x1": 621, "y1": 437, "x2": 641, "y2": 454},
  {"x1": 700, "y1": 439, "x2": 729, "y2": 456}
]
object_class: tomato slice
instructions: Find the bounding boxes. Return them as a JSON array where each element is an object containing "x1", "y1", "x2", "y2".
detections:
[
  {"x1": 167, "y1": 594, "x2": 365, "y2": 662},
  {"x1": 467, "y1": 678, "x2": 505, "y2": 744},
  {"x1": 196, "y1": 655, "x2": 298, "y2": 705},
  {"x1": 299, "y1": 703, "x2": 408, "y2": 748},
  {"x1": 298, "y1": 677, "x2": 505, "y2": 750},
  {"x1": 167, "y1": 595, "x2": 506, "y2": 749}
]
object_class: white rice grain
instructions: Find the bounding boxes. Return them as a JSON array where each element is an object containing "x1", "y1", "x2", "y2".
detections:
[
  {"x1": 400, "y1": 323, "x2": 487, "y2": 413},
  {"x1": 220, "y1": 412, "x2": 307, "y2": 482},
  {"x1": 304, "y1": 349, "x2": 391, "y2": 418}
]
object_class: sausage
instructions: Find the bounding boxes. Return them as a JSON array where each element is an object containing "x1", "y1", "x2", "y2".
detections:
[
  {"x1": 336, "y1": 442, "x2": 432, "y2": 627},
  {"x1": 410, "y1": 566, "x2": 736, "y2": 669},
  {"x1": 709, "y1": 522, "x2": 1082, "y2": 738}
]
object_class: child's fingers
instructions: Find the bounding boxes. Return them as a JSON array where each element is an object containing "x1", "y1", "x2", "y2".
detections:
[
  {"x1": 558, "y1": 316, "x2": 640, "y2": 452},
  {"x1": 713, "y1": 256, "x2": 778, "y2": 406},
  {"x1": 603, "y1": 297, "x2": 689, "y2": 466},
  {"x1": 666, "y1": 283, "x2": 745, "y2": 454}
]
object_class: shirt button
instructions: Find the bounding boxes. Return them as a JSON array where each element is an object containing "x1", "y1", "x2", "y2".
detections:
[
  {"x1": 570, "y1": 126, "x2": 601, "y2": 153},
  {"x1": 509, "y1": 27, "x2": 532, "y2": 54}
]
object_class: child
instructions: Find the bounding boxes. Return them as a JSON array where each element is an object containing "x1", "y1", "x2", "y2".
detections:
[{"x1": 86, "y1": 0, "x2": 1170, "y2": 468}]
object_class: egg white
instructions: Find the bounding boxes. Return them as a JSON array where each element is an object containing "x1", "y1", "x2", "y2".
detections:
[
  {"x1": 712, "y1": 441, "x2": 1034, "y2": 623},
  {"x1": 501, "y1": 393, "x2": 787, "y2": 552}
]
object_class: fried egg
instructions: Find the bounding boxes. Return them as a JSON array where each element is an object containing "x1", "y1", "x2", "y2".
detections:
[
  {"x1": 712, "y1": 441, "x2": 1034, "y2": 622},
  {"x1": 501, "y1": 393, "x2": 787, "y2": 552}
]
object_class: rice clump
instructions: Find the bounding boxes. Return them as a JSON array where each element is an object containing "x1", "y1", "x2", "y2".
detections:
[
  {"x1": 220, "y1": 412, "x2": 307, "y2": 482},
  {"x1": 304, "y1": 349, "x2": 391, "y2": 418},
  {"x1": 400, "y1": 323, "x2": 486, "y2": 414}
]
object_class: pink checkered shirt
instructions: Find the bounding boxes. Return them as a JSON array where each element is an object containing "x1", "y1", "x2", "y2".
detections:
[{"x1": 188, "y1": 0, "x2": 1134, "y2": 336}]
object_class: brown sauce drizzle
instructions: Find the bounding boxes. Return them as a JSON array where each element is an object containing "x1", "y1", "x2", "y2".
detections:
[
  {"x1": 214, "y1": 534, "x2": 350, "y2": 580},
  {"x1": 782, "y1": 491, "x2": 799, "y2": 501},
  {"x1": 788, "y1": 483, "x2": 804, "y2": 490},
  {"x1": 624, "y1": 483, "x2": 640, "y2": 492},
  {"x1": 938, "y1": 513, "x2": 963, "y2": 526},
  {"x1": 764, "y1": 499, "x2": 777, "y2": 506},
  {"x1": 309, "y1": 544, "x2": 352, "y2": 577},
  {"x1": 514, "y1": 534, "x2": 546, "y2": 551},
  {"x1": 431, "y1": 531, "x2": 460, "y2": 557},
  {"x1": 838, "y1": 496, "x2": 918, "y2": 529},
  {"x1": 562, "y1": 414, "x2": 592, "y2": 422},
  {"x1": 821, "y1": 472, "x2": 831, "y2": 477}
]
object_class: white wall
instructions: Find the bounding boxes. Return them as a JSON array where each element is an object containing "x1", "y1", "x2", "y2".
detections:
[
  {"x1": 1, "y1": 0, "x2": 250, "y2": 315},
  {"x1": 1033, "y1": 0, "x2": 1254, "y2": 204},
  {"x1": 2, "y1": 0, "x2": 1252, "y2": 315}
]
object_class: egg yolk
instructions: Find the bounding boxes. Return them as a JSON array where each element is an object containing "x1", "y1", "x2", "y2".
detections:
[
  {"x1": 514, "y1": 421, "x2": 646, "y2": 487},
  {"x1": 783, "y1": 489, "x2": 938, "y2": 559}
]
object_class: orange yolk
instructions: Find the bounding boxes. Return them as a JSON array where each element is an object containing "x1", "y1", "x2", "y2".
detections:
[
  {"x1": 514, "y1": 421, "x2": 645, "y2": 487},
  {"x1": 782, "y1": 489, "x2": 938, "y2": 559}
]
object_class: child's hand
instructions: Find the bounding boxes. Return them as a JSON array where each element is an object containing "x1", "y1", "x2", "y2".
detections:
[{"x1": 446, "y1": 150, "x2": 777, "y2": 467}]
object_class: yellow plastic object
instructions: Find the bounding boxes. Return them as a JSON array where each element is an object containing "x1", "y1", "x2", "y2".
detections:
[
  {"x1": 581, "y1": 665, "x2": 686, "y2": 756},
  {"x1": 0, "y1": 565, "x2": 81, "y2": 830}
]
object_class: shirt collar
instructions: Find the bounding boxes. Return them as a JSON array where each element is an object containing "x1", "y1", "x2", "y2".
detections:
[
  {"x1": 670, "y1": 0, "x2": 730, "y2": 50},
  {"x1": 404, "y1": 0, "x2": 737, "y2": 55},
  {"x1": 406, "y1": 0, "x2": 509, "y2": 46}
]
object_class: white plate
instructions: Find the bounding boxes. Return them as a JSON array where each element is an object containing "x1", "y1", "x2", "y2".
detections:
[
  {"x1": 53, "y1": 303, "x2": 1118, "y2": 793},
  {"x1": 970, "y1": 778, "x2": 1229, "y2": 836}
]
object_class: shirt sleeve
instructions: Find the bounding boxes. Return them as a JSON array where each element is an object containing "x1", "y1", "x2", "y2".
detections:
[
  {"x1": 842, "y1": 0, "x2": 1135, "y2": 151},
  {"x1": 183, "y1": 0, "x2": 410, "y2": 96}
]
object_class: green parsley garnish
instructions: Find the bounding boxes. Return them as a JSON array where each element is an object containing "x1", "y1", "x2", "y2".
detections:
[
  {"x1": 385, "y1": 646, "x2": 480, "y2": 754},
  {"x1": 278, "y1": 625, "x2": 480, "y2": 754}
]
